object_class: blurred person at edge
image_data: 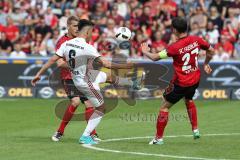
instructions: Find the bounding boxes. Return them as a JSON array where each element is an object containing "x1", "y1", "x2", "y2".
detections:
[
  {"x1": 30, "y1": 0, "x2": 49, "y2": 14},
  {"x1": 31, "y1": 33, "x2": 47, "y2": 56},
  {"x1": 205, "y1": 21, "x2": 220, "y2": 46},
  {"x1": 59, "y1": 9, "x2": 72, "y2": 36},
  {"x1": 44, "y1": 7, "x2": 59, "y2": 30},
  {"x1": 215, "y1": 35, "x2": 234, "y2": 57},
  {"x1": 0, "y1": 32, "x2": 13, "y2": 56},
  {"x1": 9, "y1": 42, "x2": 27, "y2": 58},
  {"x1": 221, "y1": 19, "x2": 238, "y2": 44},
  {"x1": 4, "y1": 16, "x2": 20, "y2": 43},
  {"x1": 208, "y1": 6, "x2": 223, "y2": 30},
  {"x1": 34, "y1": 16, "x2": 53, "y2": 41},
  {"x1": 46, "y1": 29, "x2": 60, "y2": 55},
  {"x1": 190, "y1": 6, "x2": 207, "y2": 30},
  {"x1": 212, "y1": 46, "x2": 230, "y2": 62},
  {"x1": 224, "y1": 8, "x2": 239, "y2": 30},
  {"x1": 189, "y1": 22, "x2": 206, "y2": 38},
  {"x1": 9, "y1": 6, "x2": 28, "y2": 35},
  {"x1": 0, "y1": 6, "x2": 7, "y2": 26},
  {"x1": 103, "y1": 18, "x2": 118, "y2": 38},
  {"x1": 151, "y1": 30, "x2": 167, "y2": 53},
  {"x1": 234, "y1": 34, "x2": 240, "y2": 58}
]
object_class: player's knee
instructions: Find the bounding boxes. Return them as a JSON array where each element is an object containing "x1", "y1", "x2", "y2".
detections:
[
  {"x1": 106, "y1": 74, "x2": 114, "y2": 83},
  {"x1": 160, "y1": 107, "x2": 168, "y2": 112},
  {"x1": 96, "y1": 104, "x2": 105, "y2": 113},
  {"x1": 84, "y1": 100, "x2": 93, "y2": 108},
  {"x1": 185, "y1": 99, "x2": 193, "y2": 105},
  {"x1": 70, "y1": 97, "x2": 80, "y2": 107},
  {"x1": 161, "y1": 99, "x2": 173, "y2": 110}
]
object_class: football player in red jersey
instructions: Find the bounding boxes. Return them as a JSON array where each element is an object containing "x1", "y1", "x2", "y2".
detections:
[
  {"x1": 52, "y1": 16, "x2": 101, "y2": 142},
  {"x1": 141, "y1": 17, "x2": 215, "y2": 145}
]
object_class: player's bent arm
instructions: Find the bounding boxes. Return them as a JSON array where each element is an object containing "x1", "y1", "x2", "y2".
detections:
[
  {"x1": 204, "y1": 46, "x2": 215, "y2": 65},
  {"x1": 56, "y1": 58, "x2": 68, "y2": 68},
  {"x1": 95, "y1": 57, "x2": 134, "y2": 69},
  {"x1": 141, "y1": 43, "x2": 168, "y2": 61},
  {"x1": 31, "y1": 54, "x2": 61, "y2": 86},
  {"x1": 143, "y1": 49, "x2": 168, "y2": 61}
]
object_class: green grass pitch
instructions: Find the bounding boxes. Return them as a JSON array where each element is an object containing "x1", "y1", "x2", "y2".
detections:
[{"x1": 0, "y1": 99, "x2": 240, "y2": 160}]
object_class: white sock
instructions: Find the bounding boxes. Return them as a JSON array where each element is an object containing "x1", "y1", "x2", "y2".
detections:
[
  {"x1": 193, "y1": 129, "x2": 199, "y2": 133},
  {"x1": 83, "y1": 110, "x2": 104, "y2": 136},
  {"x1": 115, "y1": 77, "x2": 133, "y2": 86}
]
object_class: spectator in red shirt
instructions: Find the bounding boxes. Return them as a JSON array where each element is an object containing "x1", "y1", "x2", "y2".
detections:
[
  {"x1": 221, "y1": 20, "x2": 238, "y2": 43},
  {"x1": 161, "y1": 0, "x2": 177, "y2": 17},
  {"x1": 152, "y1": 31, "x2": 167, "y2": 53},
  {"x1": 4, "y1": 16, "x2": 20, "y2": 43},
  {"x1": 78, "y1": 0, "x2": 89, "y2": 10},
  {"x1": 215, "y1": 35, "x2": 234, "y2": 57}
]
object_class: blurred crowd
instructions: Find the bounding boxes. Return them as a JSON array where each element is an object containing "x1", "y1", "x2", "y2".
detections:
[{"x1": 0, "y1": 0, "x2": 240, "y2": 61}]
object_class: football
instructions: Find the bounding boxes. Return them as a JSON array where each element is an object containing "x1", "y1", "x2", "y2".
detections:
[{"x1": 115, "y1": 27, "x2": 132, "y2": 41}]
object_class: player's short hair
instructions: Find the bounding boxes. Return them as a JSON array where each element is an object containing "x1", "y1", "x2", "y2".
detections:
[
  {"x1": 78, "y1": 19, "x2": 94, "y2": 32},
  {"x1": 172, "y1": 17, "x2": 188, "y2": 33},
  {"x1": 67, "y1": 16, "x2": 79, "y2": 25}
]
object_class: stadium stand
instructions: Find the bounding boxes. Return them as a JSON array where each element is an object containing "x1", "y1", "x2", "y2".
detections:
[{"x1": 0, "y1": 0, "x2": 240, "y2": 61}]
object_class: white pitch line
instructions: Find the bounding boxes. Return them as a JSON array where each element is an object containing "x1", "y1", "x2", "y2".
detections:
[
  {"x1": 102, "y1": 133, "x2": 240, "y2": 142},
  {"x1": 83, "y1": 145, "x2": 229, "y2": 160},
  {"x1": 82, "y1": 133, "x2": 240, "y2": 160}
]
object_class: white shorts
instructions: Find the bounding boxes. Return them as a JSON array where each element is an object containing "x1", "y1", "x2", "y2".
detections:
[{"x1": 73, "y1": 70, "x2": 107, "y2": 108}]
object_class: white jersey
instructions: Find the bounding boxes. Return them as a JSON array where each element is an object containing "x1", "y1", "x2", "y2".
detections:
[
  {"x1": 56, "y1": 37, "x2": 106, "y2": 107},
  {"x1": 56, "y1": 37, "x2": 101, "y2": 79}
]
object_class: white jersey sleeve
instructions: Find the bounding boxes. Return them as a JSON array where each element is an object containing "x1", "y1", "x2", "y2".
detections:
[{"x1": 56, "y1": 42, "x2": 66, "y2": 57}]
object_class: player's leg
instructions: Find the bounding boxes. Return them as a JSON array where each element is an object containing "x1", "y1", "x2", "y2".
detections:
[
  {"x1": 95, "y1": 71, "x2": 145, "y2": 90},
  {"x1": 52, "y1": 96, "x2": 80, "y2": 142},
  {"x1": 185, "y1": 99, "x2": 200, "y2": 139},
  {"x1": 149, "y1": 99, "x2": 173, "y2": 145},
  {"x1": 81, "y1": 97, "x2": 101, "y2": 141},
  {"x1": 80, "y1": 103, "x2": 105, "y2": 145},
  {"x1": 184, "y1": 83, "x2": 200, "y2": 139},
  {"x1": 149, "y1": 83, "x2": 184, "y2": 145},
  {"x1": 75, "y1": 78, "x2": 105, "y2": 144}
]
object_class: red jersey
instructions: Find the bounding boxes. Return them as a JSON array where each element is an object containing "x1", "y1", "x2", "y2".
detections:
[
  {"x1": 55, "y1": 34, "x2": 72, "y2": 80},
  {"x1": 4, "y1": 25, "x2": 19, "y2": 41},
  {"x1": 166, "y1": 35, "x2": 210, "y2": 87}
]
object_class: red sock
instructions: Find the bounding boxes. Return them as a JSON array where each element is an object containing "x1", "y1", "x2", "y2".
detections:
[
  {"x1": 186, "y1": 101, "x2": 198, "y2": 131},
  {"x1": 58, "y1": 104, "x2": 77, "y2": 134},
  {"x1": 156, "y1": 111, "x2": 169, "y2": 139},
  {"x1": 85, "y1": 107, "x2": 96, "y2": 135}
]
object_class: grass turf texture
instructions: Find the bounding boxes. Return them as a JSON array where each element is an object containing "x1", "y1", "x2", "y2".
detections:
[{"x1": 0, "y1": 99, "x2": 240, "y2": 160}]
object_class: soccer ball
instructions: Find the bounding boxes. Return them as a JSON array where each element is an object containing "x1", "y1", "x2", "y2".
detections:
[{"x1": 115, "y1": 27, "x2": 132, "y2": 41}]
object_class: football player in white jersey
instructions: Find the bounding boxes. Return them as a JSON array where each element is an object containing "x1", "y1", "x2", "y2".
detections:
[{"x1": 32, "y1": 19, "x2": 144, "y2": 144}]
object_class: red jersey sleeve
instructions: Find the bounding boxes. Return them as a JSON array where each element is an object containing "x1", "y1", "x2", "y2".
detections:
[
  {"x1": 166, "y1": 44, "x2": 176, "y2": 57},
  {"x1": 197, "y1": 37, "x2": 210, "y2": 50},
  {"x1": 55, "y1": 38, "x2": 62, "y2": 50}
]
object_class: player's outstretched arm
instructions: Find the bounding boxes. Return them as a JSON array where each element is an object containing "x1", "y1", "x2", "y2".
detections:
[
  {"x1": 203, "y1": 46, "x2": 215, "y2": 74},
  {"x1": 141, "y1": 43, "x2": 168, "y2": 61},
  {"x1": 94, "y1": 57, "x2": 135, "y2": 69},
  {"x1": 31, "y1": 55, "x2": 61, "y2": 86}
]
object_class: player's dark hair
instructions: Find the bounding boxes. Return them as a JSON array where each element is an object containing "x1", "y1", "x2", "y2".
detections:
[
  {"x1": 172, "y1": 17, "x2": 188, "y2": 33},
  {"x1": 78, "y1": 19, "x2": 95, "y2": 32}
]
